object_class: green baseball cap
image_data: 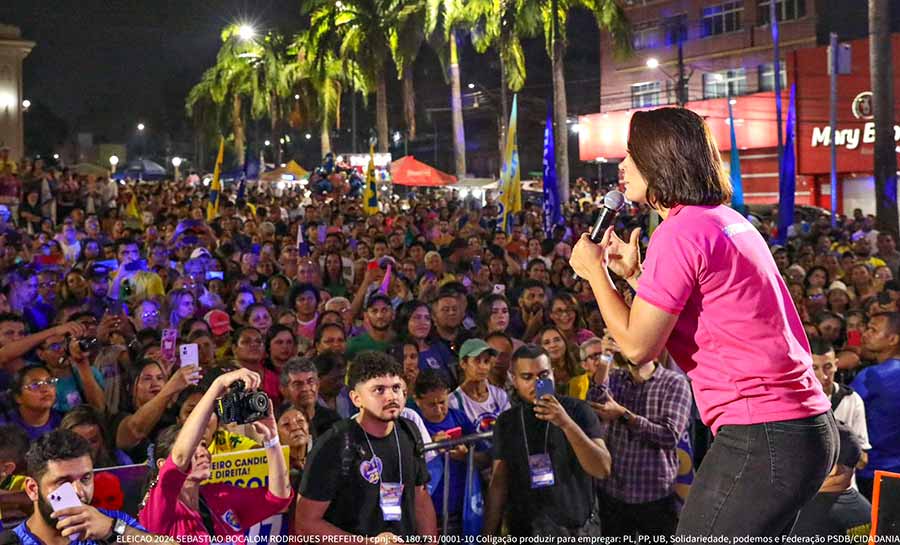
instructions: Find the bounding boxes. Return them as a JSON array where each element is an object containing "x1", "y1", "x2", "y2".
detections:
[{"x1": 459, "y1": 338, "x2": 497, "y2": 360}]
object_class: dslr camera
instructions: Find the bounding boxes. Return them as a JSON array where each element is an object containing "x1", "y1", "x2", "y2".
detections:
[{"x1": 215, "y1": 380, "x2": 270, "y2": 424}]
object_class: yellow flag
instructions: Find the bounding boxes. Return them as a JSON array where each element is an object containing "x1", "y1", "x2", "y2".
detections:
[
  {"x1": 362, "y1": 143, "x2": 378, "y2": 215},
  {"x1": 498, "y1": 95, "x2": 521, "y2": 232},
  {"x1": 125, "y1": 191, "x2": 140, "y2": 222},
  {"x1": 207, "y1": 137, "x2": 225, "y2": 222}
]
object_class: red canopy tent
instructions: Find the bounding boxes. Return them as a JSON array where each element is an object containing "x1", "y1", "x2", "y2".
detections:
[{"x1": 390, "y1": 156, "x2": 456, "y2": 187}]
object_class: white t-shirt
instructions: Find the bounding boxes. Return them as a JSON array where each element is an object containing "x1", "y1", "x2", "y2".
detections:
[
  {"x1": 449, "y1": 384, "x2": 510, "y2": 433},
  {"x1": 833, "y1": 383, "x2": 871, "y2": 450}
]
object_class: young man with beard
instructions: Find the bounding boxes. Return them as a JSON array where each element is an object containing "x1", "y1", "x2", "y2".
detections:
[
  {"x1": 346, "y1": 294, "x2": 395, "y2": 360},
  {"x1": 12, "y1": 429, "x2": 156, "y2": 545},
  {"x1": 509, "y1": 279, "x2": 547, "y2": 341},
  {"x1": 295, "y1": 351, "x2": 437, "y2": 539},
  {"x1": 484, "y1": 345, "x2": 611, "y2": 537}
]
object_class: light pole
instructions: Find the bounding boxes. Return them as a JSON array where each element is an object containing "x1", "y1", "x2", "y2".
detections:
[
  {"x1": 109, "y1": 155, "x2": 119, "y2": 174},
  {"x1": 137, "y1": 123, "x2": 146, "y2": 159},
  {"x1": 646, "y1": 56, "x2": 692, "y2": 107},
  {"x1": 172, "y1": 156, "x2": 182, "y2": 182}
]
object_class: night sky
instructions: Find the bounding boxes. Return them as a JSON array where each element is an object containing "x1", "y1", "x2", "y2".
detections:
[{"x1": 0, "y1": 0, "x2": 302, "y2": 142}]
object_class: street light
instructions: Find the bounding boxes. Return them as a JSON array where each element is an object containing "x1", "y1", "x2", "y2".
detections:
[
  {"x1": 467, "y1": 83, "x2": 475, "y2": 89},
  {"x1": 238, "y1": 24, "x2": 256, "y2": 41},
  {"x1": 137, "y1": 123, "x2": 145, "y2": 132},
  {"x1": 264, "y1": 140, "x2": 271, "y2": 146},
  {"x1": 294, "y1": 94, "x2": 300, "y2": 100},
  {"x1": 570, "y1": 123, "x2": 581, "y2": 134},
  {"x1": 304, "y1": 133, "x2": 312, "y2": 140},
  {"x1": 109, "y1": 155, "x2": 119, "y2": 173},
  {"x1": 21, "y1": 99, "x2": 31, "y2": 110},
  {"x1": 645, "y1": 58, "x2": 659, "y2": 69},
  {"x1": 53, "y1": 153, "x2": 60, "y2": 160},
  {"x1": 172, "y1": 157, "x2": 182, "y2": 182}
]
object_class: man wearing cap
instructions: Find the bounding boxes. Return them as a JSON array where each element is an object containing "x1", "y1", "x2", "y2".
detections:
[
  {"x1": 346, "y1": 294, "x2": 396, "y2": 360},
  {"x1": 205, "y1": 309, "x2": 234, "y2": 361},
  {"x1": 448, "y1": 339, "x2": 510, "y2": 435}
]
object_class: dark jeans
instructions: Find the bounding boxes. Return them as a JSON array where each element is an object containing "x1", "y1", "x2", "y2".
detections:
[
  {"x1": 598, "y1": 492, "x2": 679, "y2": 540},
  {"x1": 677, "y1": 412, "x2": 838, "y2": 537}
]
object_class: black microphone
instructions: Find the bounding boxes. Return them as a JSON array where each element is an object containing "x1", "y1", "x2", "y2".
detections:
[{"x1": 573, "y1": 190, "x2": 626, "y2": 279}]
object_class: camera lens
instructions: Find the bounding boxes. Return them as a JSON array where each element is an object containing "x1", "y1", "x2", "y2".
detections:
[{"x1": 249, "y1": 392, "x2": 269, "y2": 412}]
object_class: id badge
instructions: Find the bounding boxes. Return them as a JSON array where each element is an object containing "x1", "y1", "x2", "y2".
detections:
[
  {"x1": 380, "y1": 482, "x2": 404, "y2": 521},
  {"x1": 528, "y1": 453, "x2": 555, "y2": 488}
]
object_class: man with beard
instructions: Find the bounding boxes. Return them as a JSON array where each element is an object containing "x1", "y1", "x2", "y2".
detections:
[
  {"x1": 509, "y1": 279, "x2": 548, "y2": 341},
  {"x1": 346, "y1": 294, "x2": 395, "y2": 359},
  {"x1": 295, "y1": 351, "x2": 437, "y2": 539},
  {"x1": 280, "y1": 358, "x2": 341, "y2": 440},
  {"x1": 12, "y1": 429, "x2": 155, "y2": 545}
]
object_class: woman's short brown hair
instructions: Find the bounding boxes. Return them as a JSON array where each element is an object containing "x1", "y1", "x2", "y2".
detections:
[{"x1": 627, "y1": 107, "x2": 732, "y2": 210}]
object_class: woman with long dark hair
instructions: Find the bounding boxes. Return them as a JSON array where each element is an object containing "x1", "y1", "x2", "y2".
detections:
[
  {"x1": 395, "y1": 300, "x2": 456, "y2": 388},
  {"x1": 570, "y1": 107, "x2": 836, "y2": 537}
]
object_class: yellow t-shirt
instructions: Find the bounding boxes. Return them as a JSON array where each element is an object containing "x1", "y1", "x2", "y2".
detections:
[{"x1": 208, "y1": 429, "x2": 257, "y2": 455}]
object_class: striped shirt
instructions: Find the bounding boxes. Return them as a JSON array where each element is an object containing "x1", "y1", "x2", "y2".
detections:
[{"x1": 592, "y1": 365, "x2": 692, "y2": 504}]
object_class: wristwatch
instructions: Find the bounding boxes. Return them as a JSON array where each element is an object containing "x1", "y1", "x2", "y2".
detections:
[
  {"x1": 110, "y1": 518, "x2": 127, "y2": 540},
  {"x1": 620, "y1": 410, "x2": 633, "y2": 425}
]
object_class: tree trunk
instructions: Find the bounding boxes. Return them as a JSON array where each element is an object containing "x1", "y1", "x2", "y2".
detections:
[
  {"x1": 321, "y1": 121, "x2": 332, "y2": 155},
  {"x1": 376, "y1": 72, "x2": 389, "y2": 153},
  {"x1": 449, "y1": 33, "x2": 467, "y2": 179},
  {"x1": 270, "y1": 105, "x2": 281, "y2": 166},
  {"x1": 499, "y1": 54, "x2": 509, "y2": 167},
  {"x1": 402, "y1": 66, "x2": 417, "y2": 142},
  {"x1": 870, "y1": 0, "x2": 899, "y2": 234},
  {"x1": 232, "y1": 94, "x2": 246, "y2": 166},
  {"x1": 552, "y1": 39, "x2": 570, "y2": 203}
]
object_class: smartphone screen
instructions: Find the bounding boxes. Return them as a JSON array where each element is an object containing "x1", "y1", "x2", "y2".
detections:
[
  {"x1": 206, "y1": 271, "x2": 224, "y2": 281},
  {"x1": 846, "y1": 330, "x2": 862, "y2": 347}
]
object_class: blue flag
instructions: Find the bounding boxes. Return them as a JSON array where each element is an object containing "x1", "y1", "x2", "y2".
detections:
[
  {"x1": 461, "y1": 453, "x2": 484, "y2": 536},
  {"x1": 776, "y1": 84, "x2": 797, "y2": 245},
  {"x1": 542, "y1": 105, "x2": 562, "y2": 236},
  {"x1": 727, "y1": 99, "x2": 744, "y2": 214}
]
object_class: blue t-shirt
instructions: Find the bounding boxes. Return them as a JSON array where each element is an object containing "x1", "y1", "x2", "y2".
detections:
[
  {"x1": 13, "y1": 508, "x2": 144, "y2": 545},
  {"x1": 55, "y1": 368, "x2": 106, "y2": 413},
  {"x1": 851, "y1": 358, "x2": 900, "y2": 477},
  {"x1": 416, "y1": 407, "x2": 475, "y2": 516},
  {"x1": 418, "y1": 343, "x2": 458, "y2": 388}
]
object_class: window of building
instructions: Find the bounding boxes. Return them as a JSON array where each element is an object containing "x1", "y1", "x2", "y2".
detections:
[
  {"x1": 702, "y1": 2, "x2": 743, "y2": 37},
  {"x1": 758, "y1": 63, "x2": 787, "y2": 91},
  {"x1": 662, "y1": 14, "x2": 688, "y2": 46},
  {"x1": 633, "y1": 21, "x2": 659, "y2": 50},
  {"x1": 702, "y1": 69, "x2": 747, "y2": 98},
  {"x1": 758, "y1": 0, "x2": 807, "y2": 25},
  {"x1": 631, "y1": 81, "x2": 661, "y2": 108}
]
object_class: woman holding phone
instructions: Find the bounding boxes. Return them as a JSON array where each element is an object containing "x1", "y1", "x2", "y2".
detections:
[{"x1": 569, "y1": 108, "x2": 837, "y2": 537}]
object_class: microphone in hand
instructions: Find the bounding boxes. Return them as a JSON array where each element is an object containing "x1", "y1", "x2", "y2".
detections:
[{"x1": 572, "y1": 191, "x2": 626, "y2": 279}]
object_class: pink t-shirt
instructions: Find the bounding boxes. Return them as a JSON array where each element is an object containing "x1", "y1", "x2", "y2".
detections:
[
  {"x1": 139, "y1": 455, "x2": 293, "y2": 541},
  {"x1": 637, "y1": 205, "x2": 830, "y2": 434}
]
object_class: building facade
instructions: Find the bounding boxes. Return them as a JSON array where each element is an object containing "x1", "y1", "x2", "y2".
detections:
[{"x1": 0, "y1": 24, "x2": 34, "y2": 160}]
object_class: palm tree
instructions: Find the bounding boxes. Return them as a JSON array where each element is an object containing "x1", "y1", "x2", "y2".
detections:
[
  {"x1": 186, "y1": 25, "x2": 286, "y2": 166},
  {"x1": 287, "y1": 35, "x2": 369, "y2": 155},
  {"x1": 305, "y1": 0, "x2": 399, "y2": 153},
  {"x1": 390, "y1": 1, "x2": 427, "y2": 142},
  {"x1": 514, "y1": 0, "x2": 630, "y2": 201}
]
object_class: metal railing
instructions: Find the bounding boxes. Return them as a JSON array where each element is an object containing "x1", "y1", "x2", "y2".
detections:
[{"x1": 423, "y1": 431, "x2": 494, "y2": 536}]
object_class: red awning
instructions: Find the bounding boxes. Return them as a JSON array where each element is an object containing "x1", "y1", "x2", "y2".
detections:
[{"x1": 390, "y1": 156, "x2": 457, "y2": 187}]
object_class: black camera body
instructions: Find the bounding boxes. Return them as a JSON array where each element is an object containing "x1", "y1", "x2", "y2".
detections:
[
  {"x1": 77, "y1": 337, "x2": 100, "y2": 353},
  {"x1": 215, "y1": 380, "x2": 270, "y2": 424}
]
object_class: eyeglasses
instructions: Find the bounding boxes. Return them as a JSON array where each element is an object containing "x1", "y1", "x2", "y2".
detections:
[
  {"x1": 39, "y1": 281, "x2": 57, "y2": 288},
  {"x1": 44, "y1": 342, "x2": 64, "y2": 352},
  {"x1": 142, "y1": 310, "x2": 160, "y2": 319},
  {"x1": 551, "y1": 308, "x2": 575, "y2": 316},
  {"x1": 24, "y1": 378, "x2": 59, "y2": 391},
  {"x1": 582, "y1": 352, "x2": 606, "y2": 362}
]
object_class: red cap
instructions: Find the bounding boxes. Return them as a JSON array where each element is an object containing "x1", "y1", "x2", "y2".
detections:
[{"x1": 204, "y1": 310, "x2": 232, "y2": 336}]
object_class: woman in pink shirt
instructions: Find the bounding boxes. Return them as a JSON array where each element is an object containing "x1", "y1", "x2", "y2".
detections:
[
  {"x1": 139, "y1": 368, "x2": 293, "y2": 540},
  {"x1": 570, "y1": 108, "x2": 837, "y2": 538}
]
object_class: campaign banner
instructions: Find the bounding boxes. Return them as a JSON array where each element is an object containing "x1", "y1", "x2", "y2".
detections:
[{"x1": 205, "y1": 446, "x2": 290, "y2": 488}]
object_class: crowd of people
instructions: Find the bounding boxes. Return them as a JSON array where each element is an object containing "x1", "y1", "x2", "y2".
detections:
[{"x1": 0, "y1": 140, "x2": 896, "y2": 540}]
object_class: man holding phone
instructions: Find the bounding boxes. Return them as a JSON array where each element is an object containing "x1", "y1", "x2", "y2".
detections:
[
  {"x1": 13, "y1": 430, "x2": 160, "y2": 545},
  {"x1": 484, "y1": 345, "x2": 611, "y2": 537}
]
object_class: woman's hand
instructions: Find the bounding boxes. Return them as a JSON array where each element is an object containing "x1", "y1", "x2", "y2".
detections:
[
  {"x1": 251, "y1": 403, "x2": 279, "y2": 444},
  {"x1": 569, "y1": 232, "x2": 608, "y2": 280},
  {"x1": 163, "y1": 365, "x2": 202, "y2": 396},
  {"x1": 604, "y1": 227, "x2": 642, "y2": 281},
  {"x1": 213, "y1": 368, "x2": 261, "y2": 395}
]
